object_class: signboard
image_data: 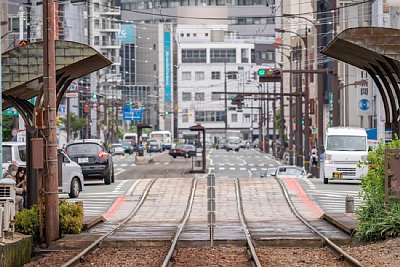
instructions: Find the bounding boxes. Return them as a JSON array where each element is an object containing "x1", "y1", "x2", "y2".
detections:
[
  {"x1": 117, "y1": 24, "x2": 136, "y2": 43},
  {"x1": 58, "y1": 104, "x2": 66, "y2": 116},
  {"x1": 4, "y1": 107, "x2": 18, "y2": 116},
  {"x1": 65, "y1": 93, "x2": 79, "y2": 98},
  {"x1": 123, "y1": 108, "x2": 143, "y2": 121},
  {"x1": 164, "y1": 32, "x2": 172, "y2": 103}
]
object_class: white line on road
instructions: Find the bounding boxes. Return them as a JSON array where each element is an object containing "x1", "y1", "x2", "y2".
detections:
[
  {"x1": 250, "y1": 168, "x2": 256, "y2": 171},
  {"x1": 248, "y1": 169, "x2": 252, "y2": 178},
  {"x1": 164, "y1": 162, "x2": 169, "y2": 165},
  {"x1": 121, "y1": 164, "x2": 128, "y2": 167},
  {"x1": 261, "y1": 168, "x2": 267, "y2": 170},
  {"x1": 229, "y1": 167, "x2": 235, "y2": 170},
  {"x1": 126, "y1": 179, "x2": 141, "y2": 196},
  {"x1": 219, "y1": 167, "x2": 225, "y2": 170},
  {"x1": 130, "y1": 163, "x2": 136, "y2": 167},
  {"x1": 115, "y1": 169, "x2": 125, "y2": 176},
  {"x1": 240, "y1": 168, "x2": 246, "y2": 171}
]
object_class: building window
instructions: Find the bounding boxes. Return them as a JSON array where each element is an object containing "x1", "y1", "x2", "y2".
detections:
[
  {"x1": 241, "y1": 49, "x2": 249, "y2": 63},
  {"x1": 227, "y1": 71, "x2": 238, "y2": 79},
  {"x1": 182, "y1": 71, "x2": 191, "y2": 80},
  {"x1": 243, "y1": 114, "x2": 251, "y2": 123},
  {"x1": 181, "y1": 49, "x2": 207, "y2": 63},
  {"x1": 182, "y1": 114, "x2": 189, "y2": 123},
  {"x1": 195, "y1": 92, "x2": 205, "y2": 101},
  {"x1": 210, "y1": 49, "x2": 236, "y2": 63},
  {"x1": 195, "y1": 111, "x2": 224, "y2": 122},
  {"x1": 187, "y1": 33, "x2": 190, "y2": 37},
  {"x1": 211, "y1": 93, "x2": 221, "y2": 101},
  {"x1": 182, "y1": 92, "x2": 191, "y2": 101},
  {"x1": 212, "y1": 71, "x2": 221, "y2": 80},
  {"x1": 180, "y1": 33, "x2": 184, "y2": 37},
  {"x1": 94, "y1": 36, "x2": 100, "y2": 46},
  {"x1": 195, "y1": 71, "x2": 205, "y2": 80},
  {"x1": 231, "y1": 113, "x2": 238, "y2": 122},
  {"x1": 94, "y1": 19, "x2": 100, "y2": 29},
  {"x1": 257, "y1": 51, "x2": 275, "y2": 61}
]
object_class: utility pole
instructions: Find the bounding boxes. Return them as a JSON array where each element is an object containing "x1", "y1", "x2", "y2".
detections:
[
  {"x1": 43, "y1": 0, "x2": 59, "y2": 246},
  {"x1": 266, "y1": 84, "x2": 270, "y2": 153},
  {"x1": 304, "y1": 27, "x2": 310, "y2": 171},
  {"x1": 224, "y1": 60, "x2": 228, "y2": 136},
  {"x1": 279, "y1": 76, "x2": 285, "y2": 160},
  {"x1": 288, "y1": 51, "x2": 294, "y2": 165},
  {"x1": 272, "y1": 82, "x2": 276, "y2": 157},
  {"x1": 295, "y1": 45, "x2": 303, "y2": 167}
]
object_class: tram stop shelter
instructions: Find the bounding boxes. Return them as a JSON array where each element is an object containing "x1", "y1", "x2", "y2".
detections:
[
  {"x1": 2, "y1": 40, "x2": 112, "y2": 207},
  {"x1": 321, "y1": 27, "x2": 400, "y2": 137}
]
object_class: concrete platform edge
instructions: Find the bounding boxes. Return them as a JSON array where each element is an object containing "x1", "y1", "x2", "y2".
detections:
[{"x1": 0, "y1": 233, "x2": 32, "y2": 267}]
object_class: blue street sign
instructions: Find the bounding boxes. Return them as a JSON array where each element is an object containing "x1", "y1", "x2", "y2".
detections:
[
  {"x1": 359, "y1": 98, "x2": 370, "y2": 111},
  {"x1": 58, "y1": 104, "x2": 66, "y2": 115},
  {"x1": 123, "y1": 108, "x2": 143, "y2": 121}
]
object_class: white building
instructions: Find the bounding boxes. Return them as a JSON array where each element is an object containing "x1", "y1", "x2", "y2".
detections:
[{"x1": 176, "y1": 24, "x2": 277, "y2": 143}]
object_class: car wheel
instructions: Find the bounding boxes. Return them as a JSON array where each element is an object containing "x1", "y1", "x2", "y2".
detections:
[
  {"x1": 104, "y1": 170, "x2": 112, "y2": 185},
  {"x1": 69, "y1": 177, "x2": 80, "y2": 198}
]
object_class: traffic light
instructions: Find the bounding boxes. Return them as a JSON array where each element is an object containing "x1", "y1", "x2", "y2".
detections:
[
  {"x1": 92, "y1": 93, "x2": 97, "y2": 99},
  {"x1": 129, "y1": 101, "x2": 134, "y2": 105},
  {"x1": 141, "y1": 106, "x2": 146, "y2": 111},
  {"x1": 301, "y1": 118, "x2": 305, "y2": 126},
  {"x1": 258, "y1": 68, "x2": 282, "y2": 82},
  {"x1": 165, "y1": 111, "x2": 169, "y2": 115}
]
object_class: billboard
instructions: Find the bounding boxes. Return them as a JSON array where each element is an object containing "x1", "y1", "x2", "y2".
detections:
[
  {"x1": 117, "y1": 24, "x2": 136, "y2": 43},
  {"x1": 164, "y1": 32, "x2": 172, "y2": 103}
]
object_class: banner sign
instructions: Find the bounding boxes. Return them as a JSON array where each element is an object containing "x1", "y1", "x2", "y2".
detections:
[{"x1": 164, "y1": 32, "x2": 172, "y2": 103}]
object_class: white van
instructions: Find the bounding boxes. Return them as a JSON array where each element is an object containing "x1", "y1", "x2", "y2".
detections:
[
  {"x1": 2, "y1": 142, "x2": 84, "y2": 198},
  {"x1": 323, "y1": 127, "x2": 368, "y2": 184}
]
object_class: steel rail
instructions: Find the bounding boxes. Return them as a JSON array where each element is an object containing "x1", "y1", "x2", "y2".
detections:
[
  {"x1": 162, "y1": 177, "x2": 198, "y2": 267},
  {"x1": 274, "y1": 177, "x2": 365, "y2": 267},
  {"x1": 234, "y1": 179, "x2": 263, "y2": 267},
  {"x1": 61, "y1": 178, "x2": 157, "y2": 267}
]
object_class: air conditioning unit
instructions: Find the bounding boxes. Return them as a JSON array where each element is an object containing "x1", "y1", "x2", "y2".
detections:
[{"x1": 0, "y1": 178, "x2": 16, "y2": 238}]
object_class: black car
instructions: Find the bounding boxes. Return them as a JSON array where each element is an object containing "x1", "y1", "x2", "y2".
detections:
[
  {"x1": 169, "y1": 144, "x2": 196, "y2": 158},
  {"x1": 65, "y1": 139, "x2": 114, "y2": 185}
]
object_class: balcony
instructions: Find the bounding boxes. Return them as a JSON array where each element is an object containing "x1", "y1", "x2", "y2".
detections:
[
  {"x1": 99, "y1": 6, "x2": 121, "y2": 16},
  {"x1": 100, "y1": 23, "x2": 120, "y2": 32}
]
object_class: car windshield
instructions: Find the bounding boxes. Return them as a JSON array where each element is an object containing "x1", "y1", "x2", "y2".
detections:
[
  {"x1": 67, "y1": 143, "x2": 102, "y2": 155},
  {"x1": 277, "y1": 167, "x2": 304, "y2": 176},
  {"x1": 2, "y1": 146, "x2": 12, "y2": 163},
  {"x1": 326, "y1": 136, "x2": 366, "y2": 151},
  {"x1": 176, "y1": 145, "x2": 185, "y2": 149}
]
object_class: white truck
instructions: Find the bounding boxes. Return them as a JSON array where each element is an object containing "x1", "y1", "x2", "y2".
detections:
[
  {"x1": 323, "y1": 127, "x2": 368, "y2": 184},
  {"x1": 225, "y1": 130, "x2": 241, "y2": 152}
]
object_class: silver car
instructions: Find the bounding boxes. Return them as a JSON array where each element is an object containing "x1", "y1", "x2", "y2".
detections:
[
  {"x1": 275, "y1": 166, "x2": 310, "y2": 179},
  {"x1": 111, "y1": 143, "x2": 125, "y2": 156},
  {"x1": 2, "y1": 143, "x2": 84, "y2": 198}
]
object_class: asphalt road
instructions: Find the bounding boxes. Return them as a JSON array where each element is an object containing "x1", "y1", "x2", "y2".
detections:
[{"x1": 77, "y1": 148, "x2": 362, "y2": 218}]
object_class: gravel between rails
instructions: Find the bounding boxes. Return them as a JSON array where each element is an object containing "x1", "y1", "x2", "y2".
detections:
[{"x1": 23, "y1": 237, "x2": 400, "y2": 267}]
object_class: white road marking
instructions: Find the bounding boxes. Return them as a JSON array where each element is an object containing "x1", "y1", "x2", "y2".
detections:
[
  {"x1": 115, "y1": 169, "x2": 125, "y2": 176},
  {"x1": 219, "y1": 167, "x2": 225, "y2": 170},
  {"x1": 248, "y1": 169, "x2": 252, "y2": 178},
  {"x1": 248, "y1": 164, "x2": 255, "y2": 167},
  {"x1": 121, "y1": 164, "x2": 128, "y2": 167},
  {"x1": 130, "y1": 163, "x2": 136, "y2": 167},
  {"x1": 261, "y1": 168, "x2": 267, "y2": 171},
  {"x1": 251, "y1": 168, "x2": 257, "y2": 171},
  {"x1": 229, "y1": 167, "x2": 235, "y2": 170},
  {"x1": 164, "y1": 162, "x2": 169, "y2": 165},
  {"x1": 268, "y1": 163, "x2": 275, "y2": 167},
  {"x1": 240, "y1": 168, "x2": 246, "y2": 171},
  {"x1": 126, "y1": 179, "x2": 141, "y2": 196},
  {"x1": 259, "y1": 163, "x2": 265, "y2": 166}
]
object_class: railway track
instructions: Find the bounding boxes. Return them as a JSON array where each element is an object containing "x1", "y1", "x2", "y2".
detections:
[
  {"x1": 273, "y1": 177, "x2": 365, "y2": 267},
  {"x1": 29, "y1": 176, "x2": 366, "y2": 266}
]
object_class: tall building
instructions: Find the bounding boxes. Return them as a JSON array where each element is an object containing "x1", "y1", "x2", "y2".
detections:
[{"x1": 121, "y1": 1, "x2": 278, "y2": 140}]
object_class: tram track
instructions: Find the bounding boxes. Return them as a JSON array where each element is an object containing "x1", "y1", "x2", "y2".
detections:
[{"x1": 274, "y1": 177, "x2": 365, "y2": 267}]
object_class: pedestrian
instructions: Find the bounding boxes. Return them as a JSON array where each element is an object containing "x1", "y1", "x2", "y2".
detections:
[{"x1": 3, "y1": 164, "x2": 24, "y2": 211}]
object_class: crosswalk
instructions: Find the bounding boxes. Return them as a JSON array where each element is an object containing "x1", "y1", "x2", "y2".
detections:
[
  {"x1": 307, "y1": 189, "x2": 362, "y2": 213},
  {"x1": 78, "y1": 180, "x2": 129, "y2": 217},
  {"x1": 209, "y1": 162, "x2": 276, "y2": 171}
]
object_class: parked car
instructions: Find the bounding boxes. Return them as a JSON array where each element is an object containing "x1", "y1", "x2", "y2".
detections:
[
  {"x1": 2, "y1": 142, "x2": 27, "y2": 174},
  {"x1": 2, "y1": 142, "x2": 83, "y2": 198},
  {"x1": 147, "y1": 140, "x2": 162, "y2": 153},
  {"x1": 275, "y1": 166, "x2": 310, "y2": 179},
  {"x1": 169, "y1": 144, "x2": 196, "y2": 158},
  {"x1": 59, "y1": 150, "x2": 84, "y2": 198},
  {"x1": 110, "y1": 143, "x2": 125, "y2": 156},
  {"x1": 260, "y1": 167, "x2": 277, "y2": 178},
  {"x1": 65, "y1": 139, "x2": 114, "y2": 185}
]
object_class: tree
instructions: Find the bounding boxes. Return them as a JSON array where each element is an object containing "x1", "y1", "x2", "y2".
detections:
[
  {"x1": 2, "y1": 115, "x2": 15, "y2": 141},
  {"x1": 59, "y1": 114, "x2": 86, "y2": 139}
]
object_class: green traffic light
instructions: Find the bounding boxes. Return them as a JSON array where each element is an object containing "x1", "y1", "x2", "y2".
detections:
[
  {"x1": 92, "y1": 93, "x2": 97, "y2": 99},
  {"x1": 301, "y1": 118, "x2": 305, "y2": 125},
  {"x1": 129, "y1": 101, "x2": 133, "y2": 105},
  {"x1": 165, "y1": 111, "x2": 169, "y2": 115},
  {"x1": 258, "y1": 69, "x2": 266, "y2": 77},
  {"x1": 141, "y1": 106, "x2": 146, "y2": 110}
]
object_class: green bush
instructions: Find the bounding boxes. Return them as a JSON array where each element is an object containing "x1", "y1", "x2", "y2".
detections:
[
  {"x1": 14, "y1": 201, "x2": 84, "y2": 242},
  {"x1": 15, "y1": 205, "x2": 40, "y2": 238},
  {"x1": 59, "y1": 201, "x2": 84, "y2": 234},
  {"x1": 356, "y1": 138, "x2": 400, "y2": 241}
]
